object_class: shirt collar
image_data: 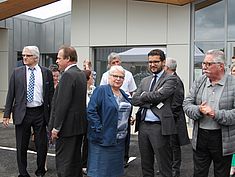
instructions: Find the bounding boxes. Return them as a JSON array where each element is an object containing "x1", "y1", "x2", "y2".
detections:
[
  {"x1": 26, "y1": 64, "x2": 39, "y2": 71},
  {"x1": 65, "y1": 63, "x2": 77, "y2": 71},
  {"x1": 152, "y1": 69, "x2": 164, "y2": 78},
  {"x1": 206, "y1": 73, "x2": 227, "y2": 87}
]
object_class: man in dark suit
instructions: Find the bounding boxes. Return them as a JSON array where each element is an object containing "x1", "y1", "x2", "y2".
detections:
[
  {"x1": 49, "y1": 46, "x2": 87, "y2": 177},
  {"x1": 164, "y1": 57, "x2": 190, "y2": 177},
  {"x1": 2, "y1": 46, "x2": 54, "y2": 177},
  {"x1": 132, "y1": 49, "x2": 177, "y2": 177}
]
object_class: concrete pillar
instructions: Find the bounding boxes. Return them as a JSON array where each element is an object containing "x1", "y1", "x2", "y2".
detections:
[{"x1": 0, "y1": 28, "x2": 9, "y2": 109}]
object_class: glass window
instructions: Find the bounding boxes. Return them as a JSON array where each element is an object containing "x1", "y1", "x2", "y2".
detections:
[
  {"x1": 195, "y1": 0, "x2": 225, "y2": 41},
  {"x1": 93, "y1": 47, "x2": 166, "y2": 86},
  {"x1": 228, "y1": 0, "x2": 235, "y2": 40}
]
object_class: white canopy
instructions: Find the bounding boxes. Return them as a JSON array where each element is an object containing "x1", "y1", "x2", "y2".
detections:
[{"x1": 118, "y1": 47, "x2": 166, "y2": 62}]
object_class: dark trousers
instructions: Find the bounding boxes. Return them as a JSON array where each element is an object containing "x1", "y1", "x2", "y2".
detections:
[
  {"x1": 171, "y1": 134, "x2": 181, "y2": 177},
  {"x1": 56, "y1": 134, "x2": 83, "y2": 177},
  {"x1": 15, "y1": 106, "x2": 47, "y2": 176},
  {"x1": 193, "y1": 128, "x2": 232, "y2": 177},
  {"x1": 138, "y1": 122, "x2": 172, "y2": 177},
  {"x1": 124, "y1": 121, "x2": 131, "y2": 164},
  {"x1": 81, "y1": 134, "x2": 88, "y2": 168}
]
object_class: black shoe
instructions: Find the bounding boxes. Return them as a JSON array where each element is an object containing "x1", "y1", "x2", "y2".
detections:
[{"x1": 18, "y1": 175, "x2": 30, "y2": 177}]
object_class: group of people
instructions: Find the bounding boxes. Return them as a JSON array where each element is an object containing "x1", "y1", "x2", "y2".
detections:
[{"x1": 2, "y1": 45, "x2": 235, "y2": 177}]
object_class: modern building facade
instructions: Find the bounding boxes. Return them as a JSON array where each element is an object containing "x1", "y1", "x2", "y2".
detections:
[{"x1": 0, "y1": 0, "x2": 235, "y2": 109}]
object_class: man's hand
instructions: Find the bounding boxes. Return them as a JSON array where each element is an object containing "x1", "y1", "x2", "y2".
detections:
[
  {"x1": 2, "y1": 117, "x2": 10, "y2": 128},
  {"x1": 199, "y1": 101, "x2": 215, "y2": 118}
]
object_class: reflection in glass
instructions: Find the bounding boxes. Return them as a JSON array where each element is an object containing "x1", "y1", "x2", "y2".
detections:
[
  {"x1": 228, "y1": 0, "x2": 235, "y2": 40},
  {"x1": 195, "y1": 0, "x2": 225, "y2": 41}
]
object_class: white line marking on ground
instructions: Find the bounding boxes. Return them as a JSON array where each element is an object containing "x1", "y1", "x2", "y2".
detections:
[
  {"x1": 128, "y1": 156, "x2": 137, "y2": 163},
  {"x1": 0, "y1": 146, "x2": 55, "y2": 156}
]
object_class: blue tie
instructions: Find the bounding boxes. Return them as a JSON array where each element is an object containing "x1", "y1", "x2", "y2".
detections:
[{"x1": 27, "y1": 68, "x2": 35, "y2": 102}]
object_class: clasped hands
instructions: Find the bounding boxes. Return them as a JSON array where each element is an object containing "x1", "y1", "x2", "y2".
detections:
[{"x1": 199, "y1": 101, "x2": 215, "y2": 119}]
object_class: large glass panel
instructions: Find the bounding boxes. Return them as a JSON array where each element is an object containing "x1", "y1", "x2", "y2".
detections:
[
  {"x1": 93, "y1": 46, "x2": 166, "y2": 86},
  {"x1": 228, "y1": 0, "x2": 235, "y2": 40},
  {"x1": 195, "y1": 0, "x2": 225, "y2": 41}
]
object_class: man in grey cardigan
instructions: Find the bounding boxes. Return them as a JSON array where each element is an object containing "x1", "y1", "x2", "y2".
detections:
[{"x1": 183, "y1": 49, "x2": 235, "y2": 177}]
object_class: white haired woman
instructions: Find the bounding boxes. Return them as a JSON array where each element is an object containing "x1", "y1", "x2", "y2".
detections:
[{"x1": 87, "y1": 65, "x2": 132, "y2": 177}]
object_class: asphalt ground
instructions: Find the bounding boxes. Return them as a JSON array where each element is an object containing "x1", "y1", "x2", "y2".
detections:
[{"x1": 0, "y1": 112, "x2": 215, "y2": 177}]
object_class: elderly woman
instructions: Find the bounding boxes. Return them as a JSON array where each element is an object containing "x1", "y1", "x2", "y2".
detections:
[{"x1": 87, "y1": 65, "x2": 132, "y2": 177}]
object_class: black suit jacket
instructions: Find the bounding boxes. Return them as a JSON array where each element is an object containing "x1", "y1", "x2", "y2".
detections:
[
  {"x1": 49, "y1": 65, "x2": 87, "y2": 137},
  {"x1": 171, "y1": 73, "x2": 190, "y2": 146},
  {"x1": 3, "y1": 65, "x2": 54, "y2": 125}
]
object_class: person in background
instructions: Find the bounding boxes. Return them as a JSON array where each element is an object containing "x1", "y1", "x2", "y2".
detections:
[
  {"x1": 83, "y1": 59, "x2": 97, "y2": 85},
  {"x1": 81, "y1": 69, "x2": 96, "y2": 175},
  {"x1": 132, "y1": 49, "x2": 177, "y2": 177},
  {"x1": 49, "y1": 64, "x2": 60, "y2": 88},
  {"x1": 164, "y1": 57, "x2": 190, "y2": 177},
  {"x1": 230, "y1": 62, "x2": 235, "y2": 177},
  {"x1": 100, "y1": 52, "x2": 137, "y2": 167},
  {"x1": 87, "y1": 65, "x2": 132, "y2": 177},
  {"x1": 49, "y1": 46, "x2": 87, "y2": 177},
  {"x1": 183, "y1": 49, "x2": 235, "y2": 177},
  {"x1": 2, "y1": 46, "x2": 54, "y2": 177}
]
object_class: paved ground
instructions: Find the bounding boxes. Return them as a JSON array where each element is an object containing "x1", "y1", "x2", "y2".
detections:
[{"x1": 0, "y1": 111, "x2": 215, "y2": 177}]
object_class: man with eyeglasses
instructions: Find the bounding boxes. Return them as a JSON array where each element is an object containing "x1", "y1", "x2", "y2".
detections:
[
  {"x1": 183, "y1": 49, "x2": 235, "y2": 177},
  {"x1": 100, "y1": 52, "x2": 137, "y2": 168},
  {"x1": 2, "y1": 46, "x2": 54, "y2": 177},
  {"x1": 132, "y1": 49, "x2": 177, "y2": 177}
]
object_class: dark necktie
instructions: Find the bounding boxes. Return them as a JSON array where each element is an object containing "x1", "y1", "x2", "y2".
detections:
[
  {"x1": 149, "y1": 74, "x2": 157, "y2": 91},
  {"x1": 27, "y1": 68, "x2": 35, "y2": 102},
  {"x1": 141, "y1": 74, "x2": 157, "y2": 121}
]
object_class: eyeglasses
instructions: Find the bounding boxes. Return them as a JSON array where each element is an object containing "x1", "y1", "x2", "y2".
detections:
[
  {"x1": 202, "y1": 62, "x2": 221, "y2": 67},
  {"x1": 111, "y1": 74, "x2": 125, "y2": 80},
  {"x1": 148, "y1": 60, "x2": 161, "y2": 64},
  {"x1": 22, "y1": 54, "x2": 34, "y2": 57},
  {"x1": 111, "y1": 60, "x2": 121, "y2": 65}
]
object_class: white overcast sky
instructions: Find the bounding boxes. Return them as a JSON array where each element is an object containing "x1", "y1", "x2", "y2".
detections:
[{"x1": 23, "y1": 0, "x2": 71, "y2": 19}]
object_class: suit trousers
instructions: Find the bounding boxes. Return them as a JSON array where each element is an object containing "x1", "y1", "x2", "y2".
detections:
[
  {"x1": 15, "y1": 106, "x2": 47, "y2": 176},
  {"x1": 193, "y1": 128, "x2": 232, "y2": 177},
  {"x1": 170, "y1": 134, "x2": 181, "y2": 176},
  {"x1": 138, "y1": 122, "x2": 172, "y2": 177},
  {"x1": 56, "y1": 134, "x2": 83, "y2": 177}
]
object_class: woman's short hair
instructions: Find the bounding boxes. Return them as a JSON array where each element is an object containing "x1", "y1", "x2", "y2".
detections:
[{"x1": 109, "y1": 65, "x2": 125, "y2": 76}]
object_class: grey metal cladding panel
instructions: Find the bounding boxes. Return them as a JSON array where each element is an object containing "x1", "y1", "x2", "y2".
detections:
[
  {"x1": 64, "y1": 15, "x2": 71, "y2": 45},
  {"x1": 54, "y1": 18, "x2": 64, "y2": 52},
  {"x1": 40, "y1": 24, "x2": 46, "y2": 52},
  {"x1": 45, "y1": 21, "x2": 55, "y2": 52},
  {"x1": 0, "y1": 20, "x2": 6, "y2": 28},
  {"x1": 35, "y1": 23, "x2": 41, "y2": 49},
  {"x1": 28, "y1": 22, "x2": 37, "y2": 46},
  {"x1": 21, "y1": 20, "x2": 29, "y2": 48},
  {"x1": 6, "y1": 18, "x2": 13, "y2": 29},
  {"x1": 13, "y1": 18, "x2": 22, "y2": 51}
]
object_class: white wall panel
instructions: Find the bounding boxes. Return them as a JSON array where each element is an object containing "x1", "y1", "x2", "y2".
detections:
[
  {"x1": 71, "y1": 0, "x2": 90, "y2": 46},
  {"x1": 167, "y1": 4, "x2": 190, "y2": 44},
  {"x1": 90, "y1": 0, "x2": 127, "y2": 46},
  {"x1": 167, "y1": 44, "x2": 190, "y2": 94},
  {"x1": 0, "y1": 29, "x2": 9, "y2": 108},
  {"x1": 74, "y1": 46, "x2": 90, "y2": 68},
  {"x1": 127, "y1": 1, "x2": 167, "y2": 45}
]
